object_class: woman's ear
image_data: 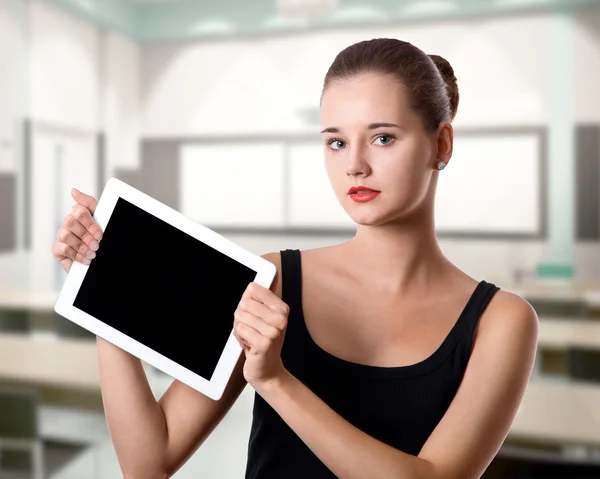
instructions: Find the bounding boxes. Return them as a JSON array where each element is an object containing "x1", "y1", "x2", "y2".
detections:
[{"x1": 436, "y1": 122, "x2": 453, "y2": 166}]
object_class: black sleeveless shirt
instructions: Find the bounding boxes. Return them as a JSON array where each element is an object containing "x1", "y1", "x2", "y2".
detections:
[{"x1": 245, "y1": 249, "x2": 500, "y2": 478}]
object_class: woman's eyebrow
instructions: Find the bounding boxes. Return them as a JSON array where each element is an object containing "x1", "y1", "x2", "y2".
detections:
[
  {"x1": 366, "y1": 122, "x2": 400, "y2": 130},
  {"x1": 320, "y1": 122, "x2": 400, "y2": 134}
]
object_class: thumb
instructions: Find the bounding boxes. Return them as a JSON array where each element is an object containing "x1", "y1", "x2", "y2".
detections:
[{"x1": 71, "y1": 187, "x2": 98, "y2": 215}]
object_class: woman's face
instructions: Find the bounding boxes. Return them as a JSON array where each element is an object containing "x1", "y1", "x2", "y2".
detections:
[{"x1": 320, "y1": 72, "x2": 450, "y2": 227}]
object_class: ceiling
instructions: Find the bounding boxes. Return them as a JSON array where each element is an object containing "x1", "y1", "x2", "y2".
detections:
[
  {"x1": 125, "y1": 0, "x2": 188, "y2": 3},
  {"x1": 44, "y1": 0, "x2": 600, "y2": 42}
]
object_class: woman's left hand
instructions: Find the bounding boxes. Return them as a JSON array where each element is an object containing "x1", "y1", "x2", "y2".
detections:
[{"x1": 233, "y1": 282, "x2": 290, "y2": 392}]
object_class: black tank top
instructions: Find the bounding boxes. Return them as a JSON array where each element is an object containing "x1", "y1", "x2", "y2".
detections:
[{"x1": 245, "y1": 249, "x2": 500, "y2": 478}]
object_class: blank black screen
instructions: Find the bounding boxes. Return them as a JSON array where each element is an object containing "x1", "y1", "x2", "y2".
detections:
[{"x1": 73, "y1": 197, "x2": 257, "y2": 381}]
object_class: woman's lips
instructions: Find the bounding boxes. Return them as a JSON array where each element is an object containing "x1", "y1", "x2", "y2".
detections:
[{"x1": 349, "y1": 191, "x2": 381, "y2": 202}]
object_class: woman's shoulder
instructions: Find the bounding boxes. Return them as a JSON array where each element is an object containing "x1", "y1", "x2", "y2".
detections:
[
  {"x1": 260, "y1": 246, "x2": 339, "y2": 265},
  {"x1": 473, "y1": 287, "x2": 539, "y2": 351}
]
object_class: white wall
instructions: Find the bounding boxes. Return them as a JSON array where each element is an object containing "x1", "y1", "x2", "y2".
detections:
[
  {"x1": 141, "y1": 36, "x2": 334, "y2": 136},
  {"x1": 102, "y1": 31, "x2": 141, "y2": 175},
  {"x1": 0, "y1": 0, "x2": 22, "y2": 173},
  {"x1": 0, "y1": 0, "x2": 23, "y2": 289},
  {"x1": 140, "y1": 13, "x2": 557, "y2": 136},
  {"x1": 23, "y1": 2, "x2": 140, "y2": 292},
  {"x1": 142, "y1": 8, "x2": 600, "y2": 135},
  {"x1": 0, "y1": 1, "x2": 141, "y2": 291},
  {"x1": 28, "y1": 1, "x2": 141, "y2": 172},
  {"x1": 29, "y1": 0, "x2": 100, "y2": 133},
  {"x1": 575, "y1": 7, "x2": 600, "y2": 123}
]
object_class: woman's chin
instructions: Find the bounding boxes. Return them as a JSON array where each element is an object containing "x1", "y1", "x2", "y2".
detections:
[{"x1": 346, "y1": 210, "x2": 390, "y2": 227}]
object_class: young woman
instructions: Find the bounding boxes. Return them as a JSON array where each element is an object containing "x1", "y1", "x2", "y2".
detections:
[{"x1": 52, "y1": 38, "x2": 538, "y2": 479}]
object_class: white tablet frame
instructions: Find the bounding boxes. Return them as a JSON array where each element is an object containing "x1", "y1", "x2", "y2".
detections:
[{"x1": 54, "y1": 177, "x2": 276, "y2": 400}]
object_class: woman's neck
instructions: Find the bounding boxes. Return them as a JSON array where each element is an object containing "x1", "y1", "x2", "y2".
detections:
[{"x1": 342, "y1": 219, "x2": 452, "y2": 297}]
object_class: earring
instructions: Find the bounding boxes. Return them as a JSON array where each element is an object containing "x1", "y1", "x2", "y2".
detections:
[{"x1": 437, "y1": 161, "x2": 446, "y2": 170}]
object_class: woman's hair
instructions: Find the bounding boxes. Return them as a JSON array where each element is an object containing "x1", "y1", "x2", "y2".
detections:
[{"x1": 321, "y1": 38, "x2": 459, "y2": 132}]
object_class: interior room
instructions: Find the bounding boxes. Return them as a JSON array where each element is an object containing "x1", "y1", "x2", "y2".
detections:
[{"x1": 1, "y1": 0, "x2": 600, "y2": 477}]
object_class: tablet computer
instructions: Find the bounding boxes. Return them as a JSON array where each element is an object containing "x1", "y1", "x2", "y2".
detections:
[{"x1": 54, "y1": 177, "x2": 276, "y2": 401}]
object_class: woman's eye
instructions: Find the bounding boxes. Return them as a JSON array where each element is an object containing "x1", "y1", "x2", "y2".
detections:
[
  {"x1": 374, "y1": 135, "x2": 393, "y2": 146},
  {"x1": 330, "y1": 140, "x2": 346, "y2": 150}
]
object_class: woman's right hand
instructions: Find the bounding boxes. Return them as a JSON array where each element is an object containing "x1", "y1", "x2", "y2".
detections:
[{"x1": 52, "y1": 188, "x2": 104, "y2": 274}]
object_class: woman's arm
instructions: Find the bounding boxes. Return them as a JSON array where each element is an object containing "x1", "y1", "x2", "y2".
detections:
[
  {"x1": 57, "y1": 188, "x2": 252, "y2": 478},
  {"x1": 99, "y1": 338, "x2": 248, "y2": 478},
  {"x1": 254, "y1": 290, "x2": 538, "y2": 479}
]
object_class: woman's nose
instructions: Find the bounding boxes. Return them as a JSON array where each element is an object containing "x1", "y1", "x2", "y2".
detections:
[{"x1": 346, "y1": 146, "x2": 371, "y2": 177}]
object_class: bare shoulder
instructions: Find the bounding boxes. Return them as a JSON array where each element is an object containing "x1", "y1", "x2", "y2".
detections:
[
  {"x1": 261, "y1": 251, "x2": 282, "y2": 268},
  {"x1": 476, "y1": 288, "x2": 539, "y2": 349}
]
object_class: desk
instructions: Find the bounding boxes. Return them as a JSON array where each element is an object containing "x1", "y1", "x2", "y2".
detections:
[
  {"x1": 501, "y1": 282, "x2": 600, "y2": 309},
  {"x1": 0, "y1": 333, "x2": 156, "y2": 392},
  {"x1": 538, "y1": 318, "x2": 600, "y2": 350},
  {"x1": 0, "y1": 333, "x2": 99, "y2": 391},
  {"x1": 0, "y1": 290, "x2": 57, "y2": 312},
  {"x1": 583, "y1": 291, "x2": 600, "y2": 309},
  {"x1": 511, "y1": 381, "x2": 600, "y2": 447}
]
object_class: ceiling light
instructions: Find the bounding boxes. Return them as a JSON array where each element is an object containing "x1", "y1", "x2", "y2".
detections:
[
  {"x1": 399, "y1": 0, "x2": 459, "y2": 16},
  {"x1": 326, "y1": 5, "x2": 387, "y2": 23},
  {"x1": 263, "y1": 14, "x2": 310, "y2": 30},
  {"x1": 190, "y1": 19, "x2": 237, "y2": 35},
  {"x1": 276, "y1": 0, "x2": 339, "y2": 20}
]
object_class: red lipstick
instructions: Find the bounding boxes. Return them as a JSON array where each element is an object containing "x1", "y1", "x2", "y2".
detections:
[{"x1": 348, "y1": 186, "x2": 381, "y2": 203}]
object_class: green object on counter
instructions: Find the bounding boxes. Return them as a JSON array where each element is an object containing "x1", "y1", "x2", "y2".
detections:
[{"x1": 535, "y1": 263, "x2": 575, "y2": 278}]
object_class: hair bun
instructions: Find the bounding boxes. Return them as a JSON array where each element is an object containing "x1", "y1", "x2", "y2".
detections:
[{"x1": 428, "y1": 54, "x2": 459, "y2": 121}]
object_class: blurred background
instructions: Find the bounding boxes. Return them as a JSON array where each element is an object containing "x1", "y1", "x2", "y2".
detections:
[{"x1": 0, "y1": 0, "x2": 600, "y2": 477}]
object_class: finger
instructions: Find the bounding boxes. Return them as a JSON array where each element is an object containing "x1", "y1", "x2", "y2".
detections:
[
  {"x1": 235, "y1": 334, "x2": 251, "y2": 352},
  {"x1": 235, "y1": 322, "x2": 269, "y2": 353},
  {"x1": 57, "y1": 227, "x2": 97, "y2": 261},
  {"x1": 52, "y1": 240, "x2": 91, "y2": 266},
  {"x1": 71, "y1": 188, "x2": 98, "y2": 215},
  {"x1": 52, "y1": 241, "x2": 73, "y2": 272},
  {"x1": 70, "y1": 204, "x2": 103, "y2": 242},
  {"x1": 62, "y1": 214, "x2": 101, "y2": 251},
  {"x1": 234, "y1": 310, "x2": 280, "y2": 340},
  {"x1": 237, "y1": 297, "x2": 287, "y2": 331},
  {"x1": 242, "y1": 282, "x2": 289, "y2": 316}
]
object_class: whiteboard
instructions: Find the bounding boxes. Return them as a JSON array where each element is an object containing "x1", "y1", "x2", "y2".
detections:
[
  {"x1": 180, "y1": 142, "x2": 285, "y2": 227},
  {"x1": 435, "y1": 132, "x2": 542, "y2": 235},
  {"x1": 287, "y1": 132, "x2": 542, "y2": 235},
  {"x1": 177, "y1": 131, "x2": 543, "y2": 236},
  {"x1": 288, "y1": 143, "x2": 356, "y2": 228}
]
